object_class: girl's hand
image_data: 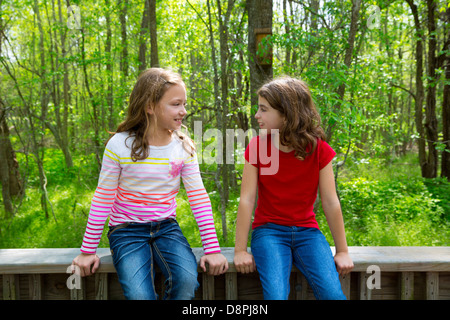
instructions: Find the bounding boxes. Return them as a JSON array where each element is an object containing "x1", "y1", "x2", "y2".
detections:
[
  {"x1": 72, "y1": 253, "x2": 100, "y2": 277},
  {"x1": 334, "y1": 252, "x2": 354, "y2": 276},
  {"x1": 234, "y1": 251, "x2": 256, "y2": 274},
  {"x1": 200, "y1": 253, "x2": 229, "y2": 276}
]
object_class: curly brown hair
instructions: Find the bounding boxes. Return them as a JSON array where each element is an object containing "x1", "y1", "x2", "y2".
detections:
[
  {"x1": 257, "y1": 76, "x2": 326, "y2": 160},
  {"x1": 107, "y1": 68, "x2": 195, "y2": 161}
]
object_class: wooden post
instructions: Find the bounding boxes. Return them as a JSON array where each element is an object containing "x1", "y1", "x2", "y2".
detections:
[
  {"x1": 359, "y1": 272, "x2": 372, "y2": 300},
  {"x1": 29, "y1": 274, "x2": 42, "y2": 300},
  {"x1": 340, "y1": 274, "x2": 351, "y2": 300},
  {"x1": 202, "y1": 273, "x2": 214, "y2": 300},
  {"x1": 426, "y1": 272, "x2": 439, "y2": 300},
  {"x1": 295, "y1": 273, "x2": 309, "y2": 300},
  {"x1": 3, "y1": 275, "x2": 16, "y2": 300},
  {"x1": 70, "y1": 277, "x2": 86, "y2": 300},
  {"x1": 225, "y1": 272, "x2": 238, "y2": 300},
  {"x1": 401, "y1": 272, "x2": 414, "y2": 300},
  {"x1": 95, "y1": 273, "x2": 108, "y2": 300}
]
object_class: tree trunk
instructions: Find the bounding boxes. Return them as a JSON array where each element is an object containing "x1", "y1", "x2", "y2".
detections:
[
  {"x1": 247, "y1": 0, "x2": 273, "y2": 130},
  {"x1": 206, "y1": 0, "x2": 228, "y2": 242},
  {"x1": 406, "y1": 0, "x2": 427, "y2": 178},
  {"x1": 33, "y1": 0, "x2": 50, "y2": 219},
  {"x1": 149, "y1": 0, "x2": 159, "y2": 67},
  {"x1": 0, "y1": 106, "x2": 22, "y2": 217},
  {"x1": 325, "y1": 0, "x2": 361, "y2": 142},
  {"x1": 80, "y1": 23, "x2": 101, "y2": 170},
  {"x1": 215, "y1": 0, "x2": 236, "y2": 243},
  {"x1": 441, "y1": 9, "x2": 450, "y2": 180},
  {"x1": 105, "y1": 0, "x2": 114, "y2": 131},
  {"x1": 119, "y1": 0, "x2": 129, "y2": 78},
  {"x1": 423, "y1": 0, "x2": 438, "y2": 178},
  {"x1": 139, "y1": 0, "x2": 150, "y2": 71}
]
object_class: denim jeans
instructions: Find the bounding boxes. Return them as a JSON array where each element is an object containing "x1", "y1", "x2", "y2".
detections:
[
  {"x1": 107, "y1": 219, "x2": 199, "y2": 300},
  {"x1": 251, "y1": 223, "x2": 346, "y2": 300}
]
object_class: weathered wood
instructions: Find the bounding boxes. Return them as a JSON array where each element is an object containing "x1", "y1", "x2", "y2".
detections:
[
  {"x1": 0, "y1": 247, "x2": 449, "y2": 300},
  {"x1": 2, "y1": 274, "x2": 16, "y2": 300},
  {"x1": 95, "y1": 273, "x2": 108, "y2": 300},
  {"x1": 70, "y1": 276, "x2": 85, "y2": 300},
  {"x1": 225, "y1": 272, "x2": 237, "y2": 300},
  {"x1": 401, "y1": 272, "x2": 414, "y2": 300},
  {"x1": 1, "y1": 247, "x2": 449, "y2": 274},
  {"x1": 29, "y1": 274, "x2": 42, "y2": 300},
  {"x1": 426, "y1": 272, "x2": 439, "y2": 300},
  {"x1": 202, "y1": 273, "x2": 214, "y2": 300},
  {"x1": 295, "y1": 273, "x2": 309, "y2": 300},
  {"x1": 359, "y1": 272, "x2": 372, "y2": 300},
  {"x1": 340, "y1": 274, "x2": 351, "y2": 300}
]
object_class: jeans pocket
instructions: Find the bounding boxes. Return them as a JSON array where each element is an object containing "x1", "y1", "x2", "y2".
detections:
[
  {"x1": 251, "y1": 224, "x2": 270, "y2": 242},
  {"x1": 107, "y1": 222, "x2": 130, "y2": 238}
]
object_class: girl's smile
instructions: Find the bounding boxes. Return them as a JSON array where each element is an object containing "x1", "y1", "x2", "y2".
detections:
[{"x1": 148, "y1": 83, "x2": 187, "y2": 144}]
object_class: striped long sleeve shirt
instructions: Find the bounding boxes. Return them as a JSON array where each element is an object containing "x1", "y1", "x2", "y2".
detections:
[{"x1": 80, "y1": 131, "x2": 221, "y2": 255}]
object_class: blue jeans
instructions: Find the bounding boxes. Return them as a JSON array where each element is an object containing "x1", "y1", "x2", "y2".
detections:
[
  {"x1": 107, "y1": 219, "x2": 199, "y2": 300},
  {"x1": 251, "y1": 223, "x2": 346, "y2": 300}
]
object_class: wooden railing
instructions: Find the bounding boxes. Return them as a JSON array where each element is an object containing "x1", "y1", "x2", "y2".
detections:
[{"x1": 0, "y1": 247, "x2": 449, "y2": 300}]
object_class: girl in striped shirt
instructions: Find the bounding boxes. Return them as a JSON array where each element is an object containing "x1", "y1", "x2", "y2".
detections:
[{"x1": 72, "y1": 68, "x2": 228, "y2": 300}]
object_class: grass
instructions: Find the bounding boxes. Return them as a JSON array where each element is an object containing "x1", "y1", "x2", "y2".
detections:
[{"x1": 0, "y1": 149, "x2": 448, "y2": 249}]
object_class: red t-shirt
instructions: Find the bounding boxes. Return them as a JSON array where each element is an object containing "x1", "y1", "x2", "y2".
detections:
[{"x1": 244, "y1": 135, "x2": 336, "y2": 230}]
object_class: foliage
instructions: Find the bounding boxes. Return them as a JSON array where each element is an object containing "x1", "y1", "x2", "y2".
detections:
[
  {"x1": 316, "y1": 153, "x2": 449, "y2": 247},
  {"x1": 1, "y1": 0, "x2": 449, "y2": 249},
  {"x1": 0, "y1": 149, "x2": 448, "y2": 248}
]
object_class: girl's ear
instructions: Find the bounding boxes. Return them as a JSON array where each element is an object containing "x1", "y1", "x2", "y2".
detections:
[{"x1": 147, "y1": 105, "x2": 154, "y2": 115}]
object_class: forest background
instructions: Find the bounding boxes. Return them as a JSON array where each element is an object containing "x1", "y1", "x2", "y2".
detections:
[{"x1": 0, "y1": 0, "x2": 449, "y2": 251}]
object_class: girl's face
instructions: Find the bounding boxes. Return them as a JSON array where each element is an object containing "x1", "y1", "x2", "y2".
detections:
[
  {"x1": 149, "y1": 83, "x2": 187, "y2": 132},
  {"x1": 255, "y1": 95, "x2": 285, "y2": 134}
]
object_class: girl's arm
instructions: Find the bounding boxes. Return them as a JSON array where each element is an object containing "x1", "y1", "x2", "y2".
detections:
[
  {"x1": 319, "y1": 162, "x2": 354, "y2": 275},
  {"x1": 73, "y1": 139, "x2": 121, "y2": 276},
  {"x1": 181, "y1": 153, "x2": 228, "y2": 275},
  {"x1": 234, "y1": 160, "x2": 258, "y2": 273}
]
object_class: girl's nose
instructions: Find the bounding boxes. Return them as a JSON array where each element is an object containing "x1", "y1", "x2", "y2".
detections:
[
  {"x1": 180, "y1": 105, "x2": 187, "y2": 116},
  {"x1": 255, "y1": 110, "x2": 261, "y2": 119}
]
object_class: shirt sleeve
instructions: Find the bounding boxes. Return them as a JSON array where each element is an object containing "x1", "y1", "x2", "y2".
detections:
[
  {"x1": 181, "y1": 152, "x2": 221, "y2": 255},
  {"x1": 318, "y1": 140, "x2": 336, "y2": 170},
  {"x1": 80, "y1": 137, "x2": 121, "y2": 254}
]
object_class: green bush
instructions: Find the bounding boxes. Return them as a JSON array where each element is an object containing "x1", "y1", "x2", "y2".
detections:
[
  {"x1": 316, "y1": 156, "x2": 449, "y2": 247},
  {"x1": 1, "y1": 149, "x2": 448, "y2": 249}
]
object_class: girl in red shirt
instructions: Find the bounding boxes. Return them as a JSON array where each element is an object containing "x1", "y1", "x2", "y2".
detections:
[{"x1": 233, "y1": 76, "x2": 353, "y2": 300}]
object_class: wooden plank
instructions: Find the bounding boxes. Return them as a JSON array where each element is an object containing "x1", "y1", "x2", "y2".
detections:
[
  {"x1": 29, "y1": 274, "x2": 42, "y2": 300},
  {"x1": 359, "y1": 272, "x2": 372, "y2": 300},
  {"x1": 225, "y1": 272, "x2": 237, "y2": 300},
  {"x1": 202, "y1": 273, "x2": 214, "y2": 300},
  {"x1": 340, "y1": 274, "x2": 351, "y2": 300},
  {"x1": 295, "y1": 273, "x2": 308, "y2": 300},
  {"x1": 1, "y1": 247, "x2": 450, "y2": 274},
  {"x1": 401, "y1": 272, "x2": 414, "y2": 300},
  {"x1": 0, "y1": 248, "x2": 114, "y2": 274},
  {"x1": 95, "y1": 273, "x2": 108, "y2": 300},
  {"x1": 330, "y1": 247, "x2": 450, "y2": 272},
  {"x1": 2, "y1": 275, "x2": 16, "y2": 300},
  {"x1": 426, "y1": 272, "x2": 439, "y2": 300},
  {"x1": 70, "y1": 277, "x2": 86, "y2": 300}
]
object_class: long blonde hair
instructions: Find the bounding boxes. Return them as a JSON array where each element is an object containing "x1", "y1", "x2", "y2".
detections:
[{"x1": 107, "y1": 68, "x2": 195, "y2": 161}]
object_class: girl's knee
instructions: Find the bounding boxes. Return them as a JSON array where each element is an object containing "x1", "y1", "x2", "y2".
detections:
[{"x1": 167, "y1": 270, "x2": 199, "y2": 300}]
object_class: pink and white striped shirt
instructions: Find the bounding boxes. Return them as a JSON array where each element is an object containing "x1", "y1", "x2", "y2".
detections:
[{"x1": 80, "y1": 131, "x2": 221, "y2": 255}]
